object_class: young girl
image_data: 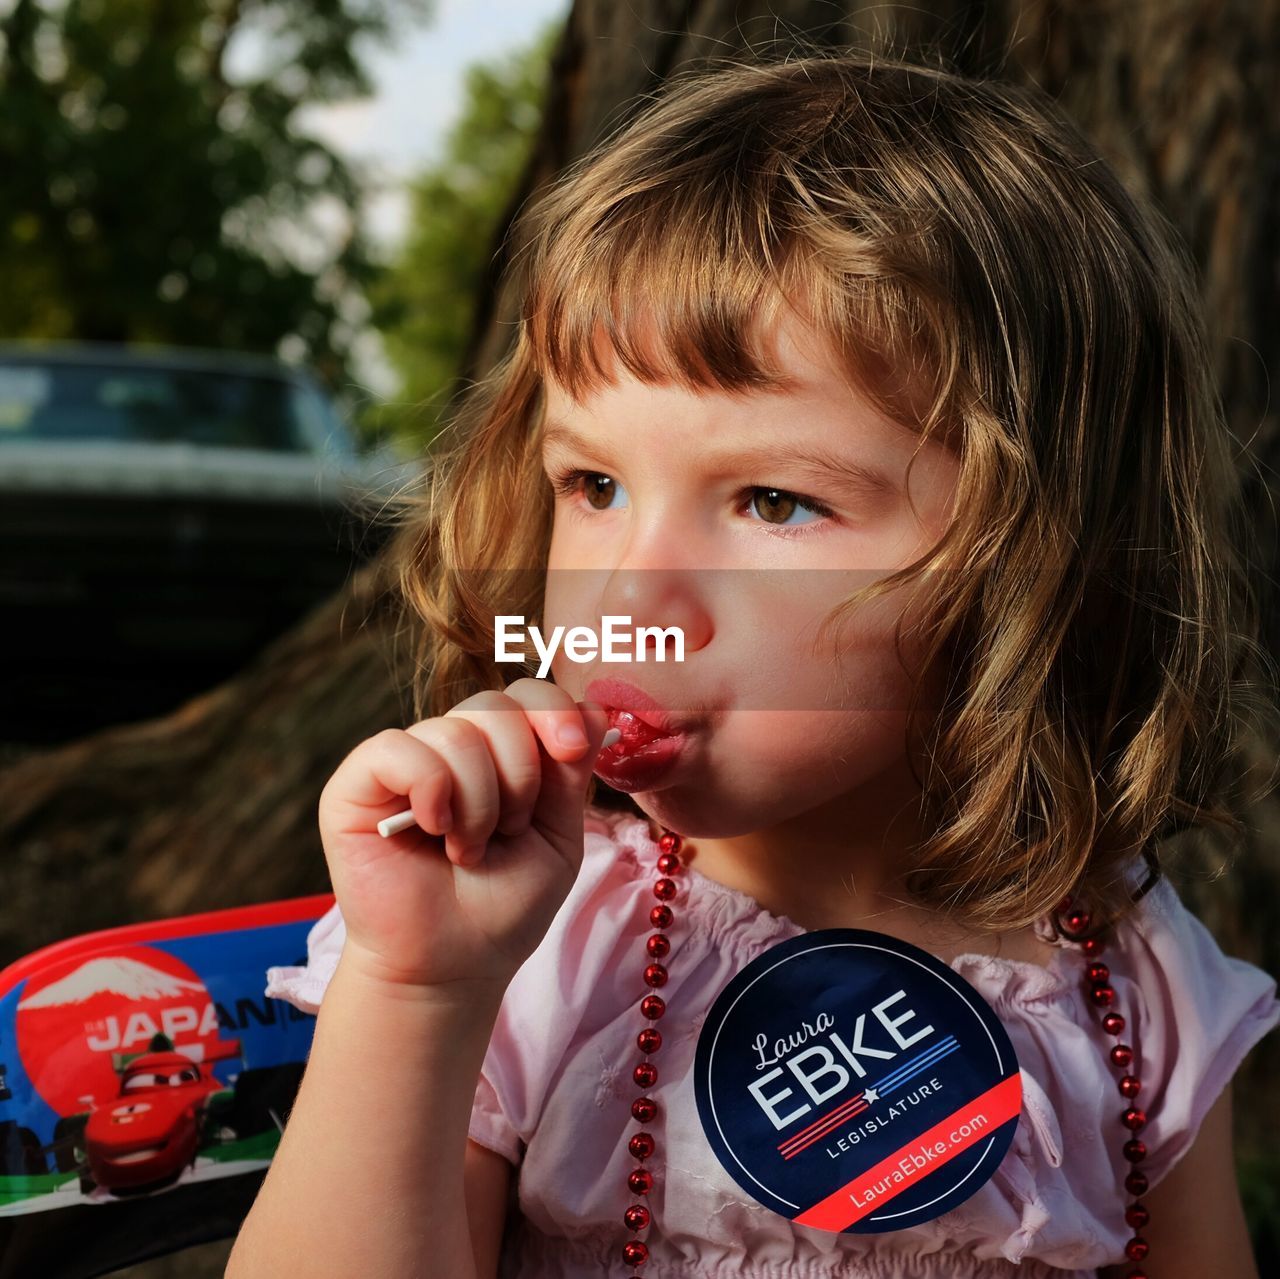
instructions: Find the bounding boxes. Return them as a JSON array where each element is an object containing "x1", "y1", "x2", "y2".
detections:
[{"x1": 229, "y1": 51, "x2": 1280, "y2": 1279}]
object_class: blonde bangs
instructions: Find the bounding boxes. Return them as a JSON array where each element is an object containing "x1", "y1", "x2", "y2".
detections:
[{"x1": 516, "y1": 61, "x2": 954, "y2": 443}]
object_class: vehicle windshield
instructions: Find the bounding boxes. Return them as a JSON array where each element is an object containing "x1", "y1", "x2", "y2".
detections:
[
  {"x1": 122, "y1": 1066, "x2": 201, "y2": 1090},
  {"x1": 0, "y1": 358, "x2": 346, "y2": 454}
]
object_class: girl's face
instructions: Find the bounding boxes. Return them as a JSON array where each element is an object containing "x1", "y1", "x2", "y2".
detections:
[{"x1": 540, "y1": 310, "x2": 959, "y2": 839}]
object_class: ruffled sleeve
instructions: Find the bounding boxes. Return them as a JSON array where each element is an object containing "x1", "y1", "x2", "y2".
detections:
[
  {"x1": 1118, "y1": 873, "x2": 1280, "y2": 1190},
  {"x1": 262, "y1": 900, "x2": 524, "y2": 1163},
  {"x1": 915, "y1": 868, "x2": 1280, "y2": 1273},
  {"x1": 468, "y1": 814, "x2": 648, "y2": 1165},
  {"x1": 262, "y1": 808, "x2": 642, "y2": 1171},
  {"x1": 263, "y1": 899, "x2": 346, "y2": 1016}
]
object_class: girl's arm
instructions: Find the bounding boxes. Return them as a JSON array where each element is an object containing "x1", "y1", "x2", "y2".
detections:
[
  {"x1": 225, "y1": 952, "x2": 508, "y2": 1279},
  {"x1": 466, "y1": 1138, "x2": 516, "y2": 1278},
  {"x1": 1096, "y1": 1083, "x2": 1259, "y2": 1279}
]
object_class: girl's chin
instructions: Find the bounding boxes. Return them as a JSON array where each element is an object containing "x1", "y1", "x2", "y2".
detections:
[{"x1": 623, "y1": 793, "x2": 769, "y2": 841}]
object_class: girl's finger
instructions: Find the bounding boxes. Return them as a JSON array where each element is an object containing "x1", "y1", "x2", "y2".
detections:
[
  {"x1": 322, "y1": 728, "x2": 454, "y2": 839},
  {"x1": 495, "y1": 683, "x2": 613, "y2": 847},
  {"x1": 442, "y1": 690, "x2": 543, "y2": 838},
  {"x1": 499, "y1": 676, "x2": 600, "y2": 764},
  {"x1": 527, "y1": 698, "x2": 612, "y2": 855},
  {"x1": 401, "y1": 716, "x2": 501, "y2": 865}
]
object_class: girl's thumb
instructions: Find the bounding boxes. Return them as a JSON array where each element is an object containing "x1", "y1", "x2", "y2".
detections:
[{"x1": 532, "y1": 699, "x2": 613, "y2": 856}]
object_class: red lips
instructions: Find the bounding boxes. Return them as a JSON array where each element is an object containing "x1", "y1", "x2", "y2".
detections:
[
  {"x1": 585, "y1": 677, "x2": 694, "y2": 790},
  {"x1": 584, "y1": 677, "x2": 689, "y2": 737}
]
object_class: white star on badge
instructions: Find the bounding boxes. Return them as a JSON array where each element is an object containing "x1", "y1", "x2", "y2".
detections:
[{"x1": 863, "y1": 1087, "x2": 879, "y2": 1103}]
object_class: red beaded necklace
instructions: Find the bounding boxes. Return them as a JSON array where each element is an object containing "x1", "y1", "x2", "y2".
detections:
[{"x1": 619, "y1": 825, "x2": 1153, "y2": 1278}]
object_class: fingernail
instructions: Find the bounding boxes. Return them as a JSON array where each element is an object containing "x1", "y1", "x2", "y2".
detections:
[{"x1": 556, "y1": 724, "x2": 588, "y2": 749}]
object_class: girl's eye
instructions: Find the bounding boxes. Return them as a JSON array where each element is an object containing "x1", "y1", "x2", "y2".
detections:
[
  {"x1": 546, "y1": 467, "x2": 833, "y2": 536},
  {"x1": 548, "y1": 468, "x2": 628, "y2": 511},
  {"x1": 745, "y1": 487, "x2": 832, "y2": 532}
]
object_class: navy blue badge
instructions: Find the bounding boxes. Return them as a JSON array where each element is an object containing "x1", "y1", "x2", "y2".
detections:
[{"x1": 693, "y1": 929, "x2": 1022, "y2": 1233}]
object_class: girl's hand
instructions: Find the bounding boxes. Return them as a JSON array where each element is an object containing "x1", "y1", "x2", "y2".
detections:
[{"x1": 316, "y1": 679, "x2": 612, "y2": 996}]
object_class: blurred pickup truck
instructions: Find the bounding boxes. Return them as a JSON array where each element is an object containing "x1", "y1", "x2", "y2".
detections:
[{"x1": 0, "y1": 342, "x2": 420, "y2": 747}]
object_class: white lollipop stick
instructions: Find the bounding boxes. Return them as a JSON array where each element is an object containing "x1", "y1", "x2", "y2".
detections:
[
  {"x1": 377, "y1": 809, "x2": 422, "y2": 838},
  {"x1": 377, "y1": 726, "x2": 622, "y2": 838}
]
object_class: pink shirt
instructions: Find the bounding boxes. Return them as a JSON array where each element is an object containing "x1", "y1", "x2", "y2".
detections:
[{"x1": 265, "y1": 808, "x2": 1280, "y2": 1277}]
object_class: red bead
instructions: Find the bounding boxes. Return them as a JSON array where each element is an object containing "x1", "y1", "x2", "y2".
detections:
[
  {"x1": 657, "y1": 852, "x2": 681, "y2": 874},
  {"x1": 637, "y1": 1028, "x2": 662, "y2": 1054},
  {"x1": 1119, "y1": 1075, "x2": 1141, "y2": 1099},
  {"x1": 628, "y1": 1167, "x2": 653, "y2": 1194},
  {"x1": 632, "y1": 1097, "x2": 658, "y2": 1123},
  {"x1": 1124, "y1": 1236, "x2": 1149, "y2": 1262},
  {"x1": 1125, "y1": 1202, "x2": 1150, "y2": 1228},
  {"x1": 1125, "y1": 1170, "x2": 1149, "y2": 1196},
  {"x1": 1057, "y1": 895, "x2": 1074, "y2": 912},
  {"x1": 629, "y1": 1132, "x2": 655, "y2": 1159},
  {"x1": 647, "y1": 933, "x2": 671, "y2": 959},
  {"x1": 1124, "y1": 1271, "x2": 1148, "y2": 1279},
  {"x1": 622, "y1": 1239, "x2": 649, "y2": 1266},
  {"x1": 658, "y1": 832, "x2": 681, "y2": 853},
  {"x1": 634, "y1": 1062, "x2": 658, "y2": 1088},
  {"x1": 644, "y1": 963, "x2": 668, "y2": 988},
  {"x1": 624, "y1": 1204, "x2": 651, "y2": 1231},
  {"x1": 1064, "y1": 909, "x2": 1092, "y2": 933},
  {"x1": 1087, "y1": 962, "x2": 1110, "y2": 983},
  {"x1": 1123, "y1": 1139, "x2": 1147, "y2": 1163},
  {"x1": 650, "y1": 904, "x2": 673, "y2": 929},
  {"x1": 1111, "y1": 1043, "x2": 1134, "y2": 1068},
  {"x1": 1122, "y1": 1107, "x2": 1147, "y2": 1131},
  {"x1": 1103, "y1": 1012, "x2": 1126, "y2": 1035},
  {"x1": 1089, "y1": 982, "x2": 1116, "y2": 1006},
  {"x1": 1082, "y1": 937, "x2": 1105, "y2": 957},
  {"x1": 640, "y1": 994, "x2": 665, "y2": 1020},
  {"x1": 653, "y1": 877, "x2": 677, "y2": 901}
]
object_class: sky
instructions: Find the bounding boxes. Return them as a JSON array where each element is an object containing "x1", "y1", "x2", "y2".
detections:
[
  {"x1": 274, "y1": 0, "x2": 570, "y2": 395},
  {"x1": 297, "y1": 0, "x2": 570, "y2": 253}
]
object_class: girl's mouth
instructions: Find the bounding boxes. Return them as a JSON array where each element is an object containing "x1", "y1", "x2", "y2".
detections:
[{"x1": 594, "y1": 708, "x2": 689, "y2": 792}]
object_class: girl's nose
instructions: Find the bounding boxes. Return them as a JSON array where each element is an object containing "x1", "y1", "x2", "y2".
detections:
[{"x1": 596, "y1": 565, "x2": 712, "y2": 658}]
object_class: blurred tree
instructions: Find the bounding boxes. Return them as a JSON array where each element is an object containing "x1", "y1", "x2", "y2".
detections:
[
  {"x1": 362, "y1": 19, "x2": 558, "y2": 455},
  {"x1": 0, "y1": 0, "x2": 432, "y2": 404}
]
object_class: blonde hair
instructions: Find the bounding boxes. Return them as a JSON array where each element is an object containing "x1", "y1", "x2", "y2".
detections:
[{"x1": 375, "y1": 49, "x2": 1278, "y2": 938}]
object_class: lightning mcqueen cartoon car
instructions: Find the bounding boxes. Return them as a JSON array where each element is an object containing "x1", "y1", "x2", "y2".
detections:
[{"x1": 67, "y1": 1032, "x2": 240, "y2": 1195}]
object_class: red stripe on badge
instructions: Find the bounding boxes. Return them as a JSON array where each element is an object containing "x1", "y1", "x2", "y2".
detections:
[{"x1": 792, "y1": 1073, "x2": 1022, "y2": 1232}]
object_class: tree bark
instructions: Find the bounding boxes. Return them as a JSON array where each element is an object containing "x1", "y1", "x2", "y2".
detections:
[
  {"x1": 0, "y1": 555, "x2": 412, "y2": 950},
  {"x1": 5, "y1": 2, "x2": 1276, "y2": 1274}
]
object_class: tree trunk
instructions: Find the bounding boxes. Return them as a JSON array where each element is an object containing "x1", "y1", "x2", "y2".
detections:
[{"x1": 6, "y1": 2, "x2": 1276, "y2": 1274}]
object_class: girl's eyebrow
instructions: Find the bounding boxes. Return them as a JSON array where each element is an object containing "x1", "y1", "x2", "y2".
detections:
[{"x1": 540, "y1": 419, "x2": 899, "y2": 496}]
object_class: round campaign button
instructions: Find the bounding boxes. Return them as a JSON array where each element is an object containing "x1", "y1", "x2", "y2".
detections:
[{"x1": 693, "y1": 929, "x2": 1022, "y2": 1233}]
